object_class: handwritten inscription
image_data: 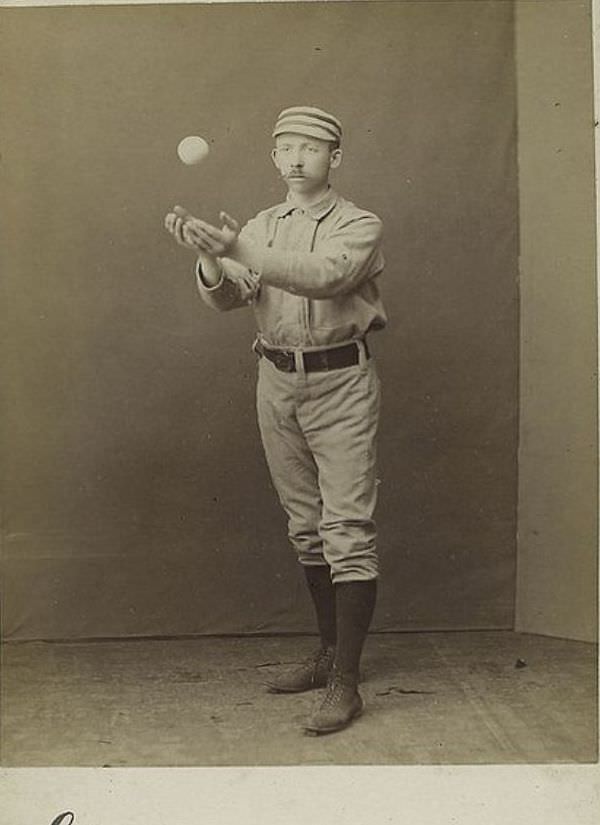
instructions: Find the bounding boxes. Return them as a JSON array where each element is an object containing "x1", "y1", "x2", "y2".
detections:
[{"x1": 50, "y1": 814, "x2": 75, "y2": 825}]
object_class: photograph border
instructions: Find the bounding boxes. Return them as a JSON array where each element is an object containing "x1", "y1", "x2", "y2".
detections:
[{"x1": 1, "y1": 0, "x2": 598, "y2": 821}]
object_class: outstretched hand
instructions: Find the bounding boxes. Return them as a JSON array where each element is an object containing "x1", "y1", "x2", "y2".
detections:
[
  {"x1": 163, "y1": 206, "x2": 198, "y2": 252},
  {"x1": 164, "y1": 205, "x2": 240, "y2": 257}
]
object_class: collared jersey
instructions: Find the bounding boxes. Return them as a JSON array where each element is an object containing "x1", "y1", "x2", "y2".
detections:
[{"x1": 196, "y1": 188, "x2": 386, "y2": 348}]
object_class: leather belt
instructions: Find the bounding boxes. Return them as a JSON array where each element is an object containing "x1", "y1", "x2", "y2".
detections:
[{"x1": 255, "y1": 339, "x2": 369, "y2": 373}]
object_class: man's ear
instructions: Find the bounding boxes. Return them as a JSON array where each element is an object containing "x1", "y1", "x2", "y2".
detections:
[
  {"x1": 271, "y1": 148, "x2": 280, "y2": 170},
  {"x1": 329, "y1": 148, "x2": 343, "y2": 170}
]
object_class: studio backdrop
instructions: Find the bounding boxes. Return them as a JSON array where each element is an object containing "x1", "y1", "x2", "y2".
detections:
[{"x1": 1, "y1": 1, "x2": 519, "y2": 640}]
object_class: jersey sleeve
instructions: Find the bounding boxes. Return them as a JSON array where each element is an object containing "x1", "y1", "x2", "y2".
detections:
[
  {"x1": 195, "y1": 216, "x2": 262, "y2": 311},
  {"x1": 238, "y1": 212, "x2": 384, "y2": 300}
]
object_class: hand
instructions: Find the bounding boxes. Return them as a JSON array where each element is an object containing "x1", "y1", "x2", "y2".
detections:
[
  {"x1": 164, "y1": 205, "x2": 207, "y2": 255},
  {"x1": 170, "y1": 207, "x2": 240, "y2": 257}
]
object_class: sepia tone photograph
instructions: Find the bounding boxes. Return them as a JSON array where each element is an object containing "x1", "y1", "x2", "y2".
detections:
[{"x1": 1, "y1": 0, "x2": 597, "y2": 798}]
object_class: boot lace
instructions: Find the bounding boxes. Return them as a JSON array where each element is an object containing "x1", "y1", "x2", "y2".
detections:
[
  {"x1": 301, "y1": 646, "x2": 334, "y2": 669},
  {"x1": 321, "y1": 671, "x2": 354, "y2": 708}
]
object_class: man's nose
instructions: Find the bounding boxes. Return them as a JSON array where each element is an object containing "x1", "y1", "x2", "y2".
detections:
[{"x1": 290, "y1": 150, "x2": 304, "y2": 166}]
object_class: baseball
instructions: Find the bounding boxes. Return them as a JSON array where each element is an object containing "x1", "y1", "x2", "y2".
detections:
[{"x1": 177, "y1": 135, "x2": 210, "y2": 165}]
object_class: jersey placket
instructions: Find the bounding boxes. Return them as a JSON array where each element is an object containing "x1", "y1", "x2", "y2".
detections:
[
  {"x1": 295, "y1": 209, "x2": 319, "y2": 346},
  {"x1": 284, "y1": 209, "x2": 313, "y2": 346}
]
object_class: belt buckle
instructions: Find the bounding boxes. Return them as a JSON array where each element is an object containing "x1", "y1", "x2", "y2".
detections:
[{"x1": 272, "y1": 349, "x2": 295, "y2": 372}]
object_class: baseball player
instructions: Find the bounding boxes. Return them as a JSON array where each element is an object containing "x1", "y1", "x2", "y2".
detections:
[{"x1": 164, "y1": 106, "x2": 386, "y2": 734}]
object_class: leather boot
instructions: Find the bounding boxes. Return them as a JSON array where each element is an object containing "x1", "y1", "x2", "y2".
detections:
[
  {"x1": 264, "y1": 645, "x2": 335, "y2": 693},
  {"x1": 265, "y1": 565, "x2": 337, "y2": 693},
  {"x1": 302, "y1": 579, "x2": 376, "y2": 732},
  {"x1": 304, "y1": 667, "x2": 363, "y2": 734}
]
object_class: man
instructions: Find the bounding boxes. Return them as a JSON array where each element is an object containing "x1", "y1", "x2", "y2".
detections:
[{"x1": 164, "y1": 106, "x2": 386, "y2": 734}]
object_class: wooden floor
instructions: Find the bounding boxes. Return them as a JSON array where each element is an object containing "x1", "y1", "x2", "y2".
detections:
[{"x1": 1, "y1": 631, "x2": 597, "y2": 766}]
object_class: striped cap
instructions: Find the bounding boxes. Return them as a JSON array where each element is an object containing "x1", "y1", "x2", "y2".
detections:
[{"x1": 272, "y1": 106, "x2": 343, "y2": 144}]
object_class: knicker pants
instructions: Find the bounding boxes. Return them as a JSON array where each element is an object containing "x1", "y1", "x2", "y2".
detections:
[{"x1": 256, "y1": 347, "x2": 380, "y2": 583}]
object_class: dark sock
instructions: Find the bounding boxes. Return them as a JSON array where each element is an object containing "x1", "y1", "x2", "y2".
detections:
[
  {"x1": 303, "y1": 565, "x2": 337, "y2": 649},
  {"x1": 334, "y1": 579, "x2": 377, "y2": 676}
]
